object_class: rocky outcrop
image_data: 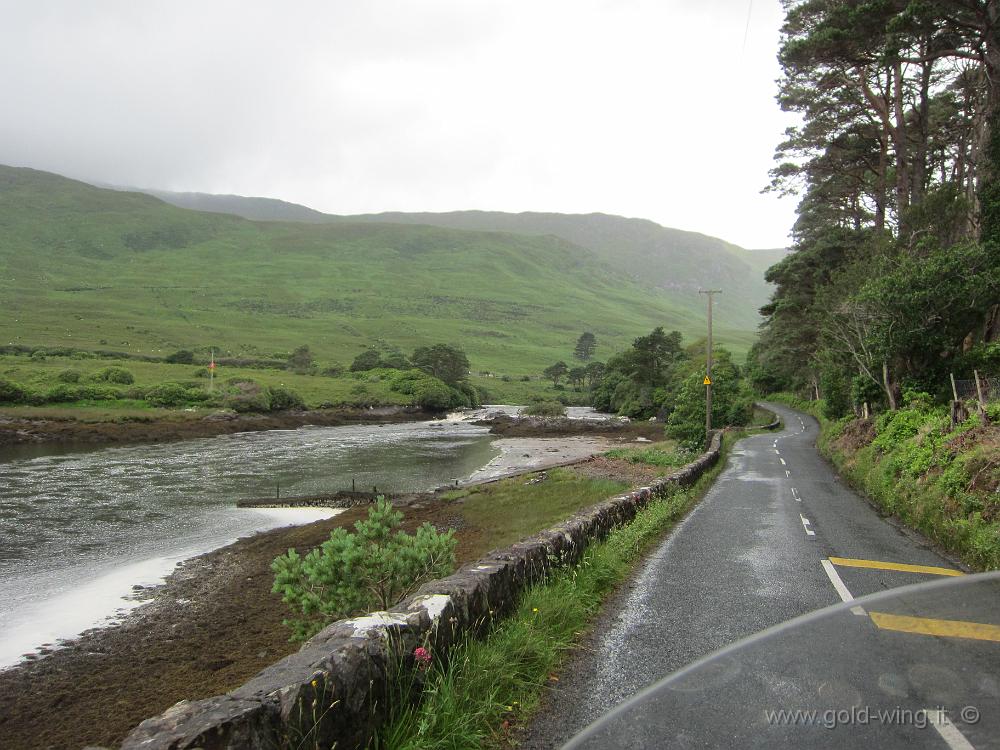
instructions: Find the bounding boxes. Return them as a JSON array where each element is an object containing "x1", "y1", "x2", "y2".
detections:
[{"x1": 120, "y1": 431, "x2": 724, "y2": 750}]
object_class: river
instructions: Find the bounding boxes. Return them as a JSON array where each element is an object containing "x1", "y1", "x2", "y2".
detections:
[{"x1": 0, "y1": 418, "x2": 499, "y2": 668}]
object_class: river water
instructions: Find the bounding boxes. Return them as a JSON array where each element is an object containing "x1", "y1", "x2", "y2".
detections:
[{"x1": 0, "y1": 419, "x2": 498, "y2": 668}]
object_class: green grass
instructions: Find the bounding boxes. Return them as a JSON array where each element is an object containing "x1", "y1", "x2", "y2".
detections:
[
  {"x1": 0, "y1": 353, "x2": 409, "y2": 410},
  {"x1": 377, "y1": 436, "x2": 733, "y2": 749},
  {"x1": 604, "y1": 440, "x2": 690, "y2": 471},
  {"x1": 0, "y1": 165, "x2": 757, "y2": 385},
  {"x1": 441, "y1": 469, "x2": 629, "y2": 551},
  {"x1": 0, "y1": 352, "x2": 583, "y2": 415}
]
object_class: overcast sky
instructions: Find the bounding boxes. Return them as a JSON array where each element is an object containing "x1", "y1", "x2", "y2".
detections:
[{"x1": 0, "y1": 1, "x2": 797, "y2": 248}]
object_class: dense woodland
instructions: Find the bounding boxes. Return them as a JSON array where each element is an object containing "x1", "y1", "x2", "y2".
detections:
[{"x1": 750, "y1": 0, "x2": 1000, "y2": 414}]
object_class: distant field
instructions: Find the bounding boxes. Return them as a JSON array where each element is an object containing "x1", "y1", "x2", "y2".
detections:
[{"x1": 0, "y1": 353, "x2": 584, "y2": 416}]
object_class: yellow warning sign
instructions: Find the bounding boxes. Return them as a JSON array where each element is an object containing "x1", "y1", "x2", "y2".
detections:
[{"x1": 704, "y1": 376, "x2": 712, "y2": 385}]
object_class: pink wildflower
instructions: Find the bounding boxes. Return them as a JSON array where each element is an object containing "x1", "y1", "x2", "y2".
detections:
[{"x1": 413, "y1": 646, "x2": 432, "y2": 670}]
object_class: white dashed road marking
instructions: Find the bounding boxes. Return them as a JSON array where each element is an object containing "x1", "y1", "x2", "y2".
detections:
[
  {"x1": 779, "y1": 458, "x2": 786, "y2": 465},
  {"x1": 799, "y1": 514, "x2": 816, "y2": 537}
]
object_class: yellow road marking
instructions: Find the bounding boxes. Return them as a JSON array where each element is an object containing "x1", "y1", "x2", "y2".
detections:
[
  {"x1": 870, "y1": 612, "x2": 1000, "y2": 643},
  {"x1": 829, "y1": 557, "x2": 963, "y2": 577}
]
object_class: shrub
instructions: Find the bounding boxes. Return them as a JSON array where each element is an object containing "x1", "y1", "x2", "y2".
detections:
[
  {"x1": 351, "y1": 350, "x2": 382, "y2": 372},
  {"x1": 456, "y1": 381, "x2": 481, "y2": 408},
  {"x1": 986, "y1": 401, "x2": 1000, "y2": 422},
  {"x1": 266, "y1": 386, "x2": 305, "y2": 411},
  {"x1": 288, "y1": 345, "x2": 314, "y2": 374},
  {"x1": 0, "y1": 378, "x2": 31, "y2": 404},
  {"x1": 221, "y1": 378, "x2": 270, "y2": 412},
  {"x1": 524, "y1": 401, "x2": 566, "y2": 417},
  {"x1": 415, "y1": 381, "x2": 459, "y2": 410},
  {"x1": 321, "y1": 365, "x2": 345, "y2": 378},
  {"x1": 165, "y1": 349, "x2": 195, "y2": 364},
  {"x1": 45, "y1": 383, "x2": 123, "y2": 403},
  {"x1": 56, "y1": 369, "x2": 82, "y2": 384},
  {"x1": 271, "y1": 498, "x2": 457, "y2": 640},
  {"x1": 389, "y1": 369, "x2": 429, "y2": 395},
  {"x1": 92, "y1": 366, "x2": 135, "y2": 385},
  {"x1": 872, "y1": 408, "x2": 933, "y2": 452},
  {"x1": 30, "y1": 350, "x2": 47, "y2": 361},
  {"x1": 146, "y1": 382, "x2": 193, "y2": 407}
]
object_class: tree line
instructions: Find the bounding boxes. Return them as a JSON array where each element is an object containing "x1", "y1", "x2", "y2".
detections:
[{"x1": 751, "y1": 0, "x2": 1000, "y2": 415}]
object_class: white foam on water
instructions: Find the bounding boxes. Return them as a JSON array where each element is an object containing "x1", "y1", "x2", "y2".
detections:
[{"x1": 0, "y1": 507, "x2": 344, "y2": 670}]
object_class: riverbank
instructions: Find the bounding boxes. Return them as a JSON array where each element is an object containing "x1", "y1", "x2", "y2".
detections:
[
  {"x1": 0, "y1": 405, "x2": 433, "y2": 448},
  {"x1": 0, "y1": 432, "x2": 662, "y2": 750}
]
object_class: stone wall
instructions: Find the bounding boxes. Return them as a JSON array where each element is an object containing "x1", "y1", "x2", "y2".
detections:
[{"x1": 120, "y1": 431, "x2": 724, "y2": 750}]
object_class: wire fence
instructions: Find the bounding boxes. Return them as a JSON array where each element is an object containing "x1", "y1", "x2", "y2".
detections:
[{"x1": 953, "y1": 377, "x2": 999, "y2": 402}]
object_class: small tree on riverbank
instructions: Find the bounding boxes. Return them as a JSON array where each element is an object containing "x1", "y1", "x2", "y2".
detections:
[{"x1": 271, "y1": 498, "x2": 457, "y2": 640}]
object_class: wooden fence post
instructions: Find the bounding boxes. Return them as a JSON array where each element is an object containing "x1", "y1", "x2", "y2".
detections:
[{"x1": 974, "y1": 370, "x2": 988, "y2": 424}]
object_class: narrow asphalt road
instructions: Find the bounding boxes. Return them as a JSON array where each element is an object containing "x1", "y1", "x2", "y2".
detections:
[{"x1": 522, "y1": 403, "x2": 999, "y2": 749}]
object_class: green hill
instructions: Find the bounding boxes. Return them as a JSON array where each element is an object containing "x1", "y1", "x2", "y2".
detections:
[
  {"x1": 0, "y1": 165, "x2": 756, "y2": 375},
  {"x1": 139, "y1": 190, "x2": 787, "y2": 330},
  {"x1": 140, "y1": 189, "x2": 331, "y2": 223}
]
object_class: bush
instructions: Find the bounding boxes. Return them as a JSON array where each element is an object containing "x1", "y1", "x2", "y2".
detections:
[
  {"x1": 221, "y1": 378, "x2": 270, "y2": 412},
  {"x1": 524, "y1": 401, "x2": 566, "y2": 417},
  {"x1": 56, "y1": 369, "x2": 82, "y2": 384},
  {"x1": 351, "y1": 350, "x2": 382, "y2": 372},
  {"x1": 872, "y1": 408, "x2": 933, "y2": 452},
  {"x1": 288, "y1": 345, "x2": 314, "y2": 374},
  {"x1": 987, "y1": 401, "x2": 1000, "y2": 422},
  {"x1": 45, "y1": 383, "x2": 123, "y2": 403},
  {"x1": 146, "y1": 382, "x2": 194, "y2": 407},
  {"x1": 92, "y1": 366, "x2": 135, "y2": 385},
  {"x1": 415, "y1": 381, "x2": 460, "y2": 410},
  {"x1": 0, "y1": 378, "x2": 31, "y2": 404},
  {"x1": 165, "y1": 349, "x2": 195, "y2": 364},
  {"x1": 266, "y1": 386, "x2": 305, "y2": 411},
  {"x1": 272, "y1": 498, "x2": 457, "y2": 640},
  {"x1": 321, "y1": 365, "x2": 345, "y2": 378},
  {"x1": 456, "y1": 381, "x2": 481, "y2": 408}
]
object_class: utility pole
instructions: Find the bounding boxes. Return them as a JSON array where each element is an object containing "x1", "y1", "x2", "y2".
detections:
[{"x1": 699, "y1": 290, "x2": 722, "y2": 437}]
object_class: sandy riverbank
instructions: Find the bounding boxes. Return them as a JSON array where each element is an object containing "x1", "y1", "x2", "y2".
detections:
[
  {"x1": 465, "y1": 436, "x2": 615, "y2": 483},
  {"x1": 0, "y1": 432, "x2": 651, "y2": 750}
]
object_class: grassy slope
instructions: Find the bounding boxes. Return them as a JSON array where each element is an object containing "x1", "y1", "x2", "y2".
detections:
[
  {"x1": 138, "y1": 189, "x2": 783, "y2": 344},
  {"x1": 337, "y1": 211, "x2": 773, "y2": 337},
  {"x1": 1, "y1": 165, "x2": 751, "y2": 381}
]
